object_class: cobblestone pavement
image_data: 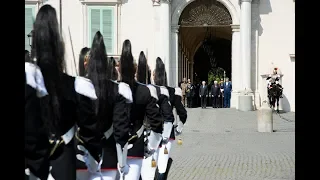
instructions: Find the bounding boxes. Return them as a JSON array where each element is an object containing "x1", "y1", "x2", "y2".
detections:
[{"x1": 167, "y1": 108, "x2": 295, "y2": 180}]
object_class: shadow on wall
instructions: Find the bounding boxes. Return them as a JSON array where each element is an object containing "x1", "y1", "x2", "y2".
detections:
[
  {"x1": 251, "y1": 0, "x2": 272, "y2": 101},
  {"x1": 281, "y1": 94, "x2": 291, "y2": 112},
  {"x1": 121, "y1": 0, "x2": 129, "y2": 4},
  {"x1": 258, "y1": 0, "x2": 272, "y2": 36}
]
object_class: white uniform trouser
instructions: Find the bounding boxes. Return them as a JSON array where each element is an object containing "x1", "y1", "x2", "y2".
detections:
[
  {"x1": 140, "y1": 141, "x2": 175, "y2": 179},
  {"x1": 140, "y1": 150, "x2": 160, "y2": 180},
  {"x1": 119, "y1": 158, "x2": 143, "y2": 180},
  {"x1": 76, "y1": 169, "x2": 117, "y2": 180},
  {"x1": 157, "y1": 140, "x2": 174, "y2": 173}
]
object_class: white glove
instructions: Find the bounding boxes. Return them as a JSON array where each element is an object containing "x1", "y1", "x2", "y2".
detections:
[
  {"x1": 117, "y1": 163, "x2": 130, "y2": 176},
  {"x1": 175, "y1": 121, "x2": 184, "y2": 136},
  {"x1": 148, "y1": 131, "x2": 162, "y2": 150},
  {"x1": 76, "y1": 145, "x2": 102, "y2": 173},
  {"x1": 116, "y1": 143, "x2": 129, "y2": 176},
  {"x1": 145, "y1": 131, "x2": 162, "y2": 158},
  {"x1": 162, "y1": 122, "x2": 173, "y2": 140}
]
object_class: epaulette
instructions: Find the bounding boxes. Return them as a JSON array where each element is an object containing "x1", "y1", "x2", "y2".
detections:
[
  {"x1": 25, "y1": 62, "x2": 48, "y2": 97},
  {"x1": 160, "y1": 86, "x2": 169, "y2": 98},
  {"x1": 146, "y1": 84, "x2": 159, "y2": 101},
  {"x1": 118, "y1": 82, "x2": 133, "y2": 103},
  {"x1": 174, "y1": 87, "x2": 182, "y2": 97},
  {"x1": 74, "y1": 76, "x2": 97, "y2": 100}
]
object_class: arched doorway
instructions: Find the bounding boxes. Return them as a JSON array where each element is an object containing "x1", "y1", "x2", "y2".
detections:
[
  {"x1": 170, "y1": 0, "x2": 242, "y2": 108},
  {"x1": 175, "y1": 0, "x2": 237, "y2": 107}
]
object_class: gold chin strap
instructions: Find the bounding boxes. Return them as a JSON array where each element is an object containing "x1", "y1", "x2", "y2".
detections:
[{"x1": 84, "y1": 51, "x2": 90, "y2": 63}]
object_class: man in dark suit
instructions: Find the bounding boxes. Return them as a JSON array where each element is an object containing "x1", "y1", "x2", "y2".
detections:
[
  {"x1": 186, "y1": 79, "x2": 195, "y2": 108},
  {"x1": 211, "y1": 80, "x2": 221, "y2": 108},
  {"x1": 199, "y1": 81, "x2": 208, "y2": 108},
  {"x1": 219, "y1": 79, "x2": 224, "y2": 108},
  {"x1": 223, "y1": 77, "x2": 232, "y2": 108}
]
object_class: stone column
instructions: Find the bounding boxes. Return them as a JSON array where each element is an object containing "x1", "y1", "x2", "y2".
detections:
[
  {"x1": 153, "y1": 0, "x2": 171, "y2": 85},
  {"x1": 184, "y1": 58, "x2": 186, "y2": 79},
  {"x1": 181, "y1": 53, "x2": 184, "y2": 79},
  {"x1": 188, "y1": 61, "x2": 190, "y2": 79},
  {"x1": 231, "y1": 24, "x2": 241, "y2": 109},
  {"x1": 171, "y1": 25, "x2": 179, "y2": 87},
  {"x1": 240, "y1": 0, "x2": 252, "y2": 92},
  {"x1": 190, "y1": 61, "x2": 194, "y2": 82},
  {"x1": 184, "y1": 55, "x2": 186, "y2": 79},
  {"x1": 162, "y1": 0, "x2": 171, "y2": 85},
  {"x1": 178, "y1": 45, "x2": 181, "y2": 81}
]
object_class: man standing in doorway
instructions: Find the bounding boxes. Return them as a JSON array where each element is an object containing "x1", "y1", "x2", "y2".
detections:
[
  {"x1": 223, "y1": 77, "x2": 232, "y2": 108},
  {"x1": 180, "y1": 77, "x2": 187, "y2": 107},
  {"x1": 199, "y1": 81, "x2": 208, "y2": 109},
  {"x1": 219, "y1": 79, "x2": 224, "y2": 108},
  {"x1": 186, "y1": 78, "x2": 194, "y2": 108},
  {"x1": 211, "y1": 80, "x2": 221, "y2": 108}
]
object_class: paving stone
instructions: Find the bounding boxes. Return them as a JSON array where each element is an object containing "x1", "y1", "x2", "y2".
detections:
[{"x1": 167, "y1": 108, "x2": 295, "y2": 180}]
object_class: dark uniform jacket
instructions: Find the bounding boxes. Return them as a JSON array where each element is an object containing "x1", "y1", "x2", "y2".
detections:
[
  {"x1": 127, "y1": 82, "x2": 163, "y2": 158},
  {"x1": 25, "y1": 62, "x2": 98, "y2": 179},
  {"x1": 76, "y1": 79, "x2": 132, "y2": 170},
  {"x1": 151, "y1": 85, "x2": 174, "y2": 124},
  {"x1": 25, "y1": 62, "x2": 50, "y2": 180},
  {"x1": 166, "y1": 86, "x2": 188, "y2": 140}
]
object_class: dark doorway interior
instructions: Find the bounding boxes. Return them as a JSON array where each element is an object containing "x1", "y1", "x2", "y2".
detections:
[
  {"x1": 192, "y1": 37, "x2": 231, "y2": 107},
  {"x1": 193, "y1": 37, "x2": 231, "y2": 84}
]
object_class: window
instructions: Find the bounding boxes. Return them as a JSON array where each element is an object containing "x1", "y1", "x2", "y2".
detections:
[
  {"x1": 25, "y1": 5, "x2": 35, "y2": 51},
  {"x1": 88, "y1": 6, "x2": 115, "y2": 54}
]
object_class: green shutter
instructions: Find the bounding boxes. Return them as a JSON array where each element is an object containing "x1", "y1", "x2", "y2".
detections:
[
  {"x1": 25, "y1": 6, "x2": 34, "y2": 51},
  {"x1": 88, "y1": 6, "x2": 114, "y2": 54},
  {"x1": 89, "y1": 8, "x2": 101, "y2": 46},
  {"x1": 102, "y1": 9, "x2": 113, "y2": 54}
]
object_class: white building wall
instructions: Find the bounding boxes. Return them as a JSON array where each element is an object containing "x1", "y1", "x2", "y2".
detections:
[
  {"x1": 258, "y1": 0, "x2": 295, "y2": 112},
  {"x1": 60, "y1": 0, "x2": 84, "y2": 76},
  {"x1": 120, "y1": 0, "x2": 156, "y2": 71}
]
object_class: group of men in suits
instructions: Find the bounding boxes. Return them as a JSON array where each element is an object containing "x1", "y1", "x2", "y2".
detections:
[{"x1": 198, "y1": 77, "x2": 232, "y2": 108}]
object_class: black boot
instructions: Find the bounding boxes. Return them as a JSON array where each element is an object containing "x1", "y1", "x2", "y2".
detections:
[{"x1": 157, "y1": 173, "x2": 166, "y2": 180}]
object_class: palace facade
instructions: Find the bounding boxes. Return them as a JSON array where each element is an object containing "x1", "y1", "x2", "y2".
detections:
[{"x1": 25, "y1": 0, "x2": 295, "y2": 112}]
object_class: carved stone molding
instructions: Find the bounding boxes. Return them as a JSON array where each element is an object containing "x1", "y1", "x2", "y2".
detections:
[
  {"x1": 79, "y1": 0, "x2": 121, "y2": 4},
  {"x1": 289, "y1": 54, "x2": 295, "y2": 59},
  {"x1": 240, "y1": 0, "x2": 253, "y2": 3},
  {"x1": 179, "y1": 0, "x2": 232, "y2": 26},
  {"x1": 152, "y1": 0, "x2": 170, "y2": 6},
  {"x1": 231, "y1": 24, "x2": 240, "y2": 31},
  {"x1": 171, "y1": 25, "x2": 180, "y2": 33}
]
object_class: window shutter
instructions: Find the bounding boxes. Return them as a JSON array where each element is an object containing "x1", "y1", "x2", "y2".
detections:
[
  {"x1": 102, "y1": 9, "x2": 113, "y2": 54},
  {"x1": 25, "y1": 7, "x2": 34, "y2": 51},
  {"x1": 89, "y1": 8, "x2": 101, "y2": 46}
]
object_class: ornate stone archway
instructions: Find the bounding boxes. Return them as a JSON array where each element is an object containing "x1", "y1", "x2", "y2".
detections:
[
  {"x1": 171, "y1": 0, "x2": 239, "y2": 26},
  {"x1": 178, "y1": 0, "x2": 233, "y2": 75},
  {"x1": 170, "y1": 0, "x2": 244, "y2": 109},
  {"x1": 179, "y1": 0, "x2": 232, "y2": 27}
]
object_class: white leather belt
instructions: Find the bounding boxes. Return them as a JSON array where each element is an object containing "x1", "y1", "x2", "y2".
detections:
[
  {"x1": 104, "y1": 124, "x2": 144, "y2": 140},
  {"x1": 173, "y1": 107, "x2": 178, "y2": 126},
  {"x1": 136, "y1": 125, "x2": 145, "y2": 138},
  {"x1": 104, "y1": 125, "x2": 113, "y2": 139},
  {"x1": 61, "y1": 125, "x2": 76, "y2": 144}
]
